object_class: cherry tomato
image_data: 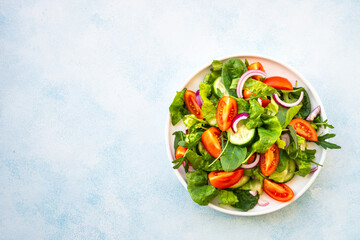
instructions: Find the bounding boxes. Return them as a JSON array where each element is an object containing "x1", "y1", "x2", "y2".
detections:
[
  {"x1": 263, "y1": 77, "x2": 293, "y2": 90},
  {"x1": 216, "y1": 96, "x2": 238, "y2": 131},
  {"x1": 247, "y1": 154, "x2": 256, "y2": 164},
  {"x1": 260, "y1": 144, "x2": 280, "y2": 176},
  {"x1": 247, "y1": 62, "x2": 264, "y2": 81},
  {"x1": 289, "y1": 118, "x2": 318, "y2": 141},
  {"x1": 184, "y1": 90, "x2": 204, "y2": 119},
  {"x1": 243, "y1": 89, "x2": 255, "y2": 99},
  {"x1": 201, "y1": 127, "x2": 221, "y2": 158},
  {"x1": 263, "y1": 179, "x2": 294, "y2": 202},
  {"x1": 175, "y1": 146, "x2": 187, "y2": 159},
  {"x1": 208, "y1": 169, "x2": 244, "y2": 189}
]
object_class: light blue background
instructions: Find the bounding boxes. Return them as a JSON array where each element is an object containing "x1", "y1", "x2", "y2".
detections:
[{"x1": 0, "y1": 0, "x2": 359, "y2": 239}]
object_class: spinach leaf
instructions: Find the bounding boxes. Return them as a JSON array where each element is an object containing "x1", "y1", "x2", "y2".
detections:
[
  {"x1": 186, "y1": 170, "x2": 219, "y2": 206},
  {"x1": 286, "y1": 125, "x2": 299, "y2": 159},
  {"x1": 276, "y1": 104, "x2": 302, "y2": 129},
  {"x1": 251, "y1": 115, "x2": 282, "y2": 153},
  {"x1": 310, "y1": 115, "x2": 334, "y2": 131},
  {"x1": 232, "y1": 189, "x2": 259, "y2": 211},
  {"x1": 199, "y1": 82, "x2": 217, "y2": 125},
  {"x1": 244, "y1": 99, "x2": 264, "y2": 129},
  {"x1": 314, "y1": 133, "x2": 341, "y2": 149},
  {"x1": 222, "y1": 58, "x2": 247, "y2": 96},
  {"x1": 221, "y1": 143, "x2": 247, "y2": 172},
  {"x1": 276, "y1": 149, "x2": 290, "y2": 172},
  {"x1": 173, "y1": 131, "x2": 185, "y2": 152},
  {"x1": 231, "y1": 96, "x2": 250, "y2": 113},
  {"x1": 243, "y1": 78, "x2": 277, "y2": 99},
  {"x1": 218, "y1": 190, "x2": 239, "y2": 205},
  {"x1": 169, "y1": 88, "x2": 190, "y2": 125}
]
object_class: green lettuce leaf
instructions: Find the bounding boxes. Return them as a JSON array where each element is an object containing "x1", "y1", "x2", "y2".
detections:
[
  {"x1": 243, "y1": 78, "x2": 277, "y2": 99},
  {"x1": 169, "y1": 88, "x2": 190, "y2": 125},
  {"x1": 244, "y1": 99, "x2": 264, "y2": 129},
  {"x1": 199, "y1": 82, "x2": 217, "y2": 125},
  {"x1": 218, "y1": 190, "x2": 239, "y2": 205},
  {"x1": 264, "y1": 97, "x2": 279, "y2": 116},
  {"x1": 222, "y1": 58, "x2": 247, "y2": 96},
  {"x1": 251, "y1": 115, "x2": 282, "y2": 153}
]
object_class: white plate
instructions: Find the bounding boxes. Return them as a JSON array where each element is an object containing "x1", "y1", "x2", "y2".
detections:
[{"x1": 165, "y1": 54, "x2": 328, "y2": 216}]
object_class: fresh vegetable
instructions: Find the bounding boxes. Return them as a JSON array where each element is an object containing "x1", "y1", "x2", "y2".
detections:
[
  {"x1": 273, "y1": 92, "x2": 304, "y2": 108},
  {"x1": 247, "y1": 62, "x2": 264, "y2": 81},
  {"x1": 236, "y1": 70, "x2": 267, "y2": 98},
  {"x1": 208, "y1": 169, "x2": 244, "y2": 189},
  {"x1": 169, "y1": 58, "x2": 340, "y2": 211},
  {"x1": 263, "y1": 179, "x2": 294, "y2": 202},
  {"x1": 289, "y1": 118, "x2": 318, "y2": 141},
  {"x1": 260, "y1": 144, "x2": 280, "y2": 176},
  {"x1": 201, "y1": 127, "x2": 222, "y2": 158},
  {"x1": 216, "y1": 96, "x2": 238, "y2": 131},
  {"x1": 184, "y1": 90, "x2": 204, "y2": 119},
  {"x1": 263, "y1": 77, "x2": 293, "y2": 90}
]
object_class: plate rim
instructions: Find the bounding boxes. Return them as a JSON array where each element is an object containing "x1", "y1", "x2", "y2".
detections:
[{"x1": 165, "y1": 54, "x2": 328, "y2": 216}]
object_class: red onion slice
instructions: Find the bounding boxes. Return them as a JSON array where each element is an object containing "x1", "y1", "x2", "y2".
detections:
[
  {"x1": 236, "y1": 70, "x2": 267, "y2": 98},
  {"x1": 258, "y1": 199, "x2": 269, "y2": 207},
  {"x1": 195, "y1": 90, "x2": 203, "y2": 108},
  {"x1": 273, "y1": 91, "x2": 304, "y2": 108},
  {"x1": 311, "y1": 165, "x2": 318, "y2": 173},
  {"x1": 241, "y1": 153, "x2": 260, "y2": 169},
  {"x1": 231, "y1": 113, "x2": 250, "y2": 133},
  {"x1": 249, "y1": 190, "x2": 258, "y2": 196},
  {"x1": 306, "y1": 105, "x2": 321, "y2": 121},
  {"x1": 281, "y1": 133, "x2": 290, "y2": 148}
]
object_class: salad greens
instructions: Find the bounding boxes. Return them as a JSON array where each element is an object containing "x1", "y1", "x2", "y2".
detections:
[{"x1": 169, "y1": 58, "x2": 340, "y2": 212}]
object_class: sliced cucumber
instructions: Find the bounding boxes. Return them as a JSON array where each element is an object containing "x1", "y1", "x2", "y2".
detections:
[
  {"x1": 269, "y1": 159, "x2": 296, "y2": 183},
  {"x1": 227, "y1": 120, "x2": 256, "y2": 146},
  {"x1": 229, "y1": 175, "x2": 250, "y2": 189},
  {"x1": 212, "y1": 77, "x2": 229, "y2": 97}
]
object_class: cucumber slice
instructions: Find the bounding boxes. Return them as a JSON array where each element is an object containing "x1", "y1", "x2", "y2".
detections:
[
  {"x1": 227, "y1": 120, "x2": 256, "y2": 146},
  {"x1": 269, "y1": 159, "x2": 296, "y2": 183},
  {"x1": 229, "y1": 176, "x2": 250, "y2": 189},
  {"x1": 212, "y1": 77, "x2": 229, "y2": 97}
]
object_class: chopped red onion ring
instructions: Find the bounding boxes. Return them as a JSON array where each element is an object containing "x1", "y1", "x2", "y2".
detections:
[
  {"x1": 241, "y1": 153, "x2": 260, "y2": 169},
  {"x1": 231, "y1": 113, "x2": 250, "y2": 133},
  {"x1": 273, "y1": 91, "x2": 304, "y2": 108},
  {"x1": 306, "y1": 105, "x2": 321, "y2": 121}
]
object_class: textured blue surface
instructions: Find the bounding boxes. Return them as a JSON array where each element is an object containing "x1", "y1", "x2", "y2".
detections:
[{"x1": 0, "y1": 0, "x2": 359, "y2": 239}]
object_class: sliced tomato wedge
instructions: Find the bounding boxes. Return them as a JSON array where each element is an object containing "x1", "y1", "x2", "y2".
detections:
[
  {"x1": 216, "y1": 96, "x2": 238, "y2": 131},
  {"x1": 289, "y1": 118, "x2": 318, "y2": 141},
  {"x1": 184, "y1": 90, "x2": 204, "y2": 119},
  {"x1": 208, "y1": 169, "x2": 243, "y2": 189},
  {"x1": 260, "y1": 144, "x2": 280, "y2": 176},
  {"x1": 175, "y1": 146, "x2": 187, "y2": 159},
  {"x1": 263, "y1": 76, "x2": 293, "y2": 90},
  {"x1": 247, "y1": 62, "x2": 264, "y2": 81},
  {"x1": 263, "y1": 179, "x2": 294, "y2": 202},
  {"x1": 201, "y1": 127, "x2": 221, "y2": 158}
]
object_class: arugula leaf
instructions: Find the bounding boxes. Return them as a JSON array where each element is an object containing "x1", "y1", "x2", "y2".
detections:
[
  {"x1": 243, "y1": 78, "x2": 277, "y2": 99},
  {"x1": 199, "y1": 82, "x2": 217, "y2": 125},
  {"x1": 169, "y1": 88, "x2": 190, "y2": 125},
  {"x1": 186, "y1": 171, "x2": 219, "y2": 206},
  {"x1": 222, "y1": 58, "x2": 247, "y2": 96},
  {"x1": 251, "y1": 115, "x2": 282, "y2": 153},
  {"x1": 314, "y1": 133, "x2": 341, "y2": 149},
  {"x1": 276, "y1": 104, "x2": 302, "y2": 129},
  {"x1": 221, "y1": 143, "x2": 247, "y2": 172},
  {"x1": 310, "y1": 115, "x2": 334, "y2": 130},
  {"x1": 245, "y1": 58, "x2": 249, "y2": 67},
  {"x1": 232, "y1": 189, "x2": 259, "y2": 211},
  {"x1": 172, "y1": 131, "x2": 185, "y2": 152},
  {"x1": 218, "y1": 190, "x2": 239, "y2": 205},
  {"x1": 172, "y1": 156, "x2": 185, "y2": 169}
]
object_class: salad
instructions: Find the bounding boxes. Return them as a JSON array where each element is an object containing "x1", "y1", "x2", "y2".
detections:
[{"x1": 168, "y1": 58, "x2": 340, "y2": 211}]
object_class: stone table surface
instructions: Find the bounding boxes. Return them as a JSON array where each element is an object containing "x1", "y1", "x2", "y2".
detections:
[{"x1": 0, "y1": 0, "x2": 359, "y2": 239}]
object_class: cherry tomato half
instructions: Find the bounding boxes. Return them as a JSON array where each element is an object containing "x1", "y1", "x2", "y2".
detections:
[
  {"x1": 175, "y1": 146, "x2": 187, "y2": 159},
  {"x1": 263, "y1": 179, "x2": 294, "y2": 202},
  {"x1": 289, "y1": 118, "x2": 318, "y2": 141},
  {"x1": 263, "y1": 76, "x2": 293, "y2": 90},
  {"x1": 260, "y1": 144, "x2": 280, "y2": 176},
  {"x1": 184, "y1": 90, "x2": 204, "y2": 119},
  {"x1": 216, "y1": 96, "x2": 238, "y2": 131},
  {"x1": 247, "y1": 62, "x2": 264, "y2": 81},
  {"x1": 208, "y1": 169, "x2": 244, "y2": 189},
  {"x1": 201, "y1": 127, "x2": 221, "y2": 158}
]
